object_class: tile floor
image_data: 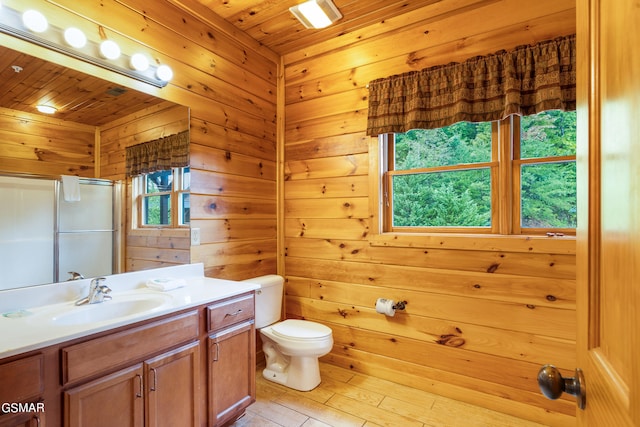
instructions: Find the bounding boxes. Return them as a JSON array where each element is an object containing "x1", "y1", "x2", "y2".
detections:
[{"x1": 230, "y1": 362, "x2": 548, "y2": 427}]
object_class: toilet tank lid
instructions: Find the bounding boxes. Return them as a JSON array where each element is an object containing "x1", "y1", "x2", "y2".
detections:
[
  {"x1": 242, "y1": 274, "x2": 283, "y2": 288},
  {"x1": 272, "y1": 319, "x2": 332, "y2": 339}
]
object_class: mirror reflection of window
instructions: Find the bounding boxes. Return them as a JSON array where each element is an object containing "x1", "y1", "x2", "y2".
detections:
[{"x1": 137, "y1": 167, "x2": 190, "y2": 227}]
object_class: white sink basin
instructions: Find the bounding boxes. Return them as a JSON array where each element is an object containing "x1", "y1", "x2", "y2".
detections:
[{"x1": 42, "y1": 293, "x2": 173, "y2": 326}]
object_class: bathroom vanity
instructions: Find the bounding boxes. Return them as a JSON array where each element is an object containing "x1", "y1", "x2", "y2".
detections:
[{"x1": 0, "y1": 264, "x2": 258, "y2": 427}]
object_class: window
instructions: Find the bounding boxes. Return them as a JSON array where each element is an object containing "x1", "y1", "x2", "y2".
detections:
[
  {"x1": 134, "y1": 167, "x2": 190, "y2": 227},
  {"x1": 383, "y1": 110, "x2": 576, "y2": 235}
]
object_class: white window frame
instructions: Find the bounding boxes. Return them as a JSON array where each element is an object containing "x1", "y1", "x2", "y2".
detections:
[{"x1": 132, "y1": 167, "x2": 190, "y2": 229}]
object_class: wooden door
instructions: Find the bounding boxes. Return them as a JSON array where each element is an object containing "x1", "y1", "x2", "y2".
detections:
[
  {"x1": 208, "y1": 321, "x2": 256, "y2": 427},
  {"x1": 576, "y1": 0, "x2": 640, "y2": 424},
  {"x1": 145, "y1": 342, "x2": 200, "y2": 427},
  {"x1": 64, "y1": 364, "x2": 143, "y2": 427}
]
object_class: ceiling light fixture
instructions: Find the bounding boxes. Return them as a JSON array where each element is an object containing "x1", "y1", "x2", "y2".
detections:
[
  {"x1": 290, "y1": 0, "x2": 342, "y2": 29},
  {"x1": 0, "y1": 4, "x2": 172, "y2": 88},
  {"x1": 36, "y1": 105, "x2": 57, "y2": 114}
]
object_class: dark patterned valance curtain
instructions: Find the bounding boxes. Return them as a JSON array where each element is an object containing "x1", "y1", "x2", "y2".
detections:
[
  {"x1": 125, "y1": 130, "x2": 189, "y2": 177},
  {"x1": 366, "y1": 34, "x2": 576, "y2": 136}
]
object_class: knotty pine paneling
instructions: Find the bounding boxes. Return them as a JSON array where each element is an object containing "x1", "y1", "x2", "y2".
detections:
[
  {"x1": 285, "y1": 153, "x2": 369, "y2": 180},
  {"x1": 6, "y1": 0, "x2": 279, "y2": 280},
  {"x1": 0, "y1": 107, "x2": 95, "y2": 177},
  {"x1": 286, "y1": 237, "x2": 576, "y2": 280},
  {"x1": 100, "y1": 102, "x2": 190, "y2": 273},
  {"x1": 99, "y1": 102, "x2": 189, "y2": 180},
  {"x1": 282, "y1": 0, "x2": 577, "y2": 425},
  {"x1": 285, "y1": 258, "x2": 575, "y2": 315},
  {"x1": 284, "y1": 218, "x2": 372, "y2": 240},
  {"x1": 286, "y1": 133, "x2": 369, "y2": 161}
]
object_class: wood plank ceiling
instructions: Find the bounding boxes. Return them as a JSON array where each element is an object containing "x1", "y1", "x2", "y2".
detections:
[
  {"x1": 0, "y1": 0, "x2": 464, "y2": 125},
  {"x1": 0, "y1": 45, "x2": 165, "y2": 126},
  {"x1": 198, "y1": 0, "x2": 445, "y2": 55}
]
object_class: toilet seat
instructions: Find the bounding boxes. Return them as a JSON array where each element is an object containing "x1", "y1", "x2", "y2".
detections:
[{"x1": 272, "y1": 319, "x2": 332, "y2": 341}]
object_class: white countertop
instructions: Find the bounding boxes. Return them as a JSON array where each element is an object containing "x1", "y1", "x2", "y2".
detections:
[{"x1": 0, "y1": 264, "x2": 260, "y2": 359}]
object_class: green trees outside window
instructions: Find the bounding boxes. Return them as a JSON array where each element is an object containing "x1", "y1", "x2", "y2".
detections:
[
  {"x1": 137, "y1": 167, "x2": 190, "y2": 228},
  {"x1": 387, "y1": 110, "x2": 577, "y2": 233}
]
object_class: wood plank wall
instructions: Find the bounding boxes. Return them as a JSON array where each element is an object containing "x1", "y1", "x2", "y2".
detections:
[
  {"x1": 20, "y1": 0, "x2": 280, "y2": 280},
  {"x1": 1, "y1": 0, "x2": 582, "y2": 423},
  {"x1": 0, "y1": 107, "x2": 95, "y2": 177},
  {"x1": 282, "y1": 0, "x2": 577, "y2": 425},
  {"x1": 99, "y1": 102, "x2": 191, "y2": 271}
]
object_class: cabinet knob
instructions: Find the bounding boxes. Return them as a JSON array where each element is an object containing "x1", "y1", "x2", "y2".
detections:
[{"x1": 537, "y1": 364, "x2": 586, "y2": 409}]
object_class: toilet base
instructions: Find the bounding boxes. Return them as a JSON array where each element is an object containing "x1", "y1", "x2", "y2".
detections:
[
  {"x1": 262, "y1": 355, "x2": 322, "y2": 391},
  {"x1": 262, "y1": 367, "x2": 288, "y2": 386}
]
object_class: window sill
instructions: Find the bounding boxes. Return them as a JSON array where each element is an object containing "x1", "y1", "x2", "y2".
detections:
[
  {"x1": 129, "y1": 227, "x2": 190, "y2": 238},
  {"x1": 369, "y1": 232, "x2": 575, "y2": 254}
]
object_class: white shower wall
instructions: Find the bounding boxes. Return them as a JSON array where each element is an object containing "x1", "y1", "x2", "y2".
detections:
[
  {"x1": 0, "y1": 175, "x2": 116, "y2": 291},
  {"x1": 0, "y1": 176, "x2": 55, "y2": 290}
]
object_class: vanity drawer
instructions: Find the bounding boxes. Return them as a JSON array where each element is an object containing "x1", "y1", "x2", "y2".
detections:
[
  {"x1": 0, "y1": 354, "x2": 44, "y2": 404},
  {"x1": 62, "y1": 310, "x2": 199, "y2": 385},
  {"x1": 207, "y1": 293, "x2": 254, "y2": 332}
]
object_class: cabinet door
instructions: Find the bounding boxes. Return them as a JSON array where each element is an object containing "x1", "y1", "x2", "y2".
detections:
[
  {"x1": 64, "y1": 364, "x2": 143, "y2": 427},
  {"x1": 209, "y1": 321, "x2": 255, "y2": 427},
  {"x1": 0, "y1": 354, "x2": 45, "y2": 427},
  {"x1": 145, "y1": 342, "x2": 200, "y2": 427},
  {"x1": 0, "y1": 412, "x2": 44, "y2": 427}
]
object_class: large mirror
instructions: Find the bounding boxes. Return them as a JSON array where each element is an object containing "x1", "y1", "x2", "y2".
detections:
[{"x1": 0, "y1": 45, "x2": 189, "y2": 291}]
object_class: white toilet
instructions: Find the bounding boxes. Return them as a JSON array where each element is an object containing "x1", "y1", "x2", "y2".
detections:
[{"x1": 244, "y1": 275, "x2": 333, "y2": 391}]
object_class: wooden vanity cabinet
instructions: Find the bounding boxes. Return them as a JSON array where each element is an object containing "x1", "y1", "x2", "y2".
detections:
[
  {"x1": 0, "y1": 354, "x2": 46, "y2": 427},
  {"x1": 207, "y1": 293, "x2": 256, "y2": 426},
  {"x1": 62, "y1": 311, "x2": 201, "y2": 427},
  {"x1": 0, "y1": 289, "x2": 257, "y2": 427},
  {"x1": 64, "y1": 342, "x2": 199, "y2": 427}
]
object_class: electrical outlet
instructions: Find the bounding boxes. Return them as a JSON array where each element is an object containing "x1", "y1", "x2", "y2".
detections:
[{"x1": 191, "y1": 228, "x2": 200, "y2": 246}]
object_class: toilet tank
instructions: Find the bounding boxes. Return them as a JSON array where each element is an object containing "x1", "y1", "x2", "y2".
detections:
[{"x1": 242, "y1": 275, "x2": 283, "y2": 328}]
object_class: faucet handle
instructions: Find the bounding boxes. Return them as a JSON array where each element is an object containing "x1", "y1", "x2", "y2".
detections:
[
  {"x1": 90, "y1": 277, "x2": 107, "y2": 288},
  {"x1": 67, "y1": 271, "x2": 85, "y2": 281},
  {"x1": 97, "y1": 285, "x2": 112, "y2": 302}
]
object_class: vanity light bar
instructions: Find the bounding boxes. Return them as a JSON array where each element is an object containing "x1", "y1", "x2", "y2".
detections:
[{"x1": 0, "y1": 5, "x2": 171, "y2": 88}]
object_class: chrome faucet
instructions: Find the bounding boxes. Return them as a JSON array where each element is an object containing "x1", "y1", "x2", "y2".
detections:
[
  {"x1": 75, "y1": 277, "x2": 112, "y2": 306},
  {"x1": 67, "y1": 271, "x2": 85, "y2": 281}
]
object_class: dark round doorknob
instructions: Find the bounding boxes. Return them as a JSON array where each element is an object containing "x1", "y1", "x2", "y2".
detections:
[{"x1": 537, "y1": 364, "x2": 586, "y2": 410}]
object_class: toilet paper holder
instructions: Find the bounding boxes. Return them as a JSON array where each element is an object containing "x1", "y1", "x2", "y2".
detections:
[
  {"x1": 393, "y1": 300, "x2": 408, "y2": 311},
  {"x1": 375, "y1": 298, "x2": 408, "y2": 316}
]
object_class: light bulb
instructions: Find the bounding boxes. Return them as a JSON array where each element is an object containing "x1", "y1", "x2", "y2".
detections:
[
  {"x1": 22, "y1": 10, "x2": 48, "y2": 33},
  {"x1": 130, "y1": 53, "x2": 149, "y2": 71},
  {"x1": 99, "y1": 40, "x2": 121, "y2": 60},
  {"x1": 64, "y1": 27, "x2": 87, "y2": 48},
  {"x1": 36, "y1": 105, "x2": 57, "y2": 114},
  {"x1": 156, "y1": 64, "x2": 173, "y2": 82},
  {"x1": 299, "y1": 1, "x2": 332, "y2": 28}
]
